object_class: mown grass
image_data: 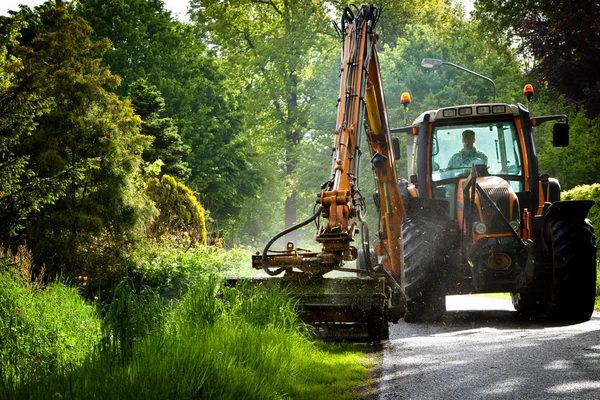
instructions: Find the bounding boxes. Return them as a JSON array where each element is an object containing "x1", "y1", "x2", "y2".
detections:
[{"x1": 0, "y1": 260, "x2": 373, "y2": 400}]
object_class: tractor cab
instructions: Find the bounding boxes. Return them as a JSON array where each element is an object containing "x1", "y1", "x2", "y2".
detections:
[
  {"x1": 429, "y1": 108, "x2": 524, "y2": 219},
  {"x1": 403, "y1": 104, "x2": 526, "y2": 237}
]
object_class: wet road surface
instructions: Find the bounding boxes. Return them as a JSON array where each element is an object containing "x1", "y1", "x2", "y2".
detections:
[{"x1": 378, "y1": 295, "x2": 600, "y2": 400}]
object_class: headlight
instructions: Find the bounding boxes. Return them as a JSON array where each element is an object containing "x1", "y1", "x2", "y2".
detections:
[
  {"x1": 474, "y1": 222, "x2": 487, "y2": 235},
  {"x1": 509, "y1": 220, "x2": 520, "y2": 231}
]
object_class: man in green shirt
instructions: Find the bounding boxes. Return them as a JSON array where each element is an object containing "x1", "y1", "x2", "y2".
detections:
[{"x1": 447, "y1": 129, "x2": 488, "y2": 168}]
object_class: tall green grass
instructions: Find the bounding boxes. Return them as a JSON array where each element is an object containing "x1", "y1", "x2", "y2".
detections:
[
  {"x1": 0, "y1": 274, "x2": 101, "y2": 383},
  {"x1": 1, "y1": 276, "x2": 372, "y2": 400}
]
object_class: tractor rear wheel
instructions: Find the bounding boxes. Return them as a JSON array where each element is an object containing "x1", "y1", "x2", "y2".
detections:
[
  {"x1": 546, "y1": 217, "x2": 596, "y2": 321},
  {"x1": 402, "y1": 217, "x2": 447, "y2": 322}
]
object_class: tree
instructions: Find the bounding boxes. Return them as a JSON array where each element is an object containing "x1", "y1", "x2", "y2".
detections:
[
  {"x1": 537, "y1": 108, "x2": 600, "y2": 189},
  {"x1": 348, "y1": 0, "x2": 459, "y2": 47},
  {"x1": 2, "y1": 3, "x2": 155, "y2": 274},
  {"x1": 474, "y1": 0, "x2": 600, "y2": 118},
  {"x1": 76, "y1": 0, "x2": 262, "y2": 227},
  {"x1": 127, "y1": 79, "x2": 191, "y2": 180},
  {"x1": 0, "y1": 15, "x2": 56, "y2": 238},
  {"x1": 380, "y1": 19, "x2": 525, "y2": 130},
  {"x1": 189, "y1": 0, "x2": 337, "y2": 243}
]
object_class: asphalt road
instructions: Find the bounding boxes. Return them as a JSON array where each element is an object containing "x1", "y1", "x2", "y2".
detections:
[{"x1": 378, "y1": 295, "x2": 600, "y2": 400}]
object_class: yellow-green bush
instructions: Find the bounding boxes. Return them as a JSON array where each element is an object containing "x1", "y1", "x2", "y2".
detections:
[{"x1": 145, "y1": 174, "x2": 207, "y2": 246}]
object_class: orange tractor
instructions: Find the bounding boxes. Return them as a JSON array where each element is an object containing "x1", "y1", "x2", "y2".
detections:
[{"x1": 250, "y1": 4, "x2": 596, "y2": 341}]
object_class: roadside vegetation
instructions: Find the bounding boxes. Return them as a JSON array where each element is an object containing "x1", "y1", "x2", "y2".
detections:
[{"x1": 0, "y1": 246, "x2": 373, "y2": 400}]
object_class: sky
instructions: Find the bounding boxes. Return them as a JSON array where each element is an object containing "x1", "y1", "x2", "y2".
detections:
[{"x1": 2, "y1": 0, "x2": 192, "y2": 20}]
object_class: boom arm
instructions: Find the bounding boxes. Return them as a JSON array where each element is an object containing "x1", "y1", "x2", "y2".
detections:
[
  {"x1": 317, "y1": 4, "x2": 406, "y2": 278},
  {"x1": 257, "y1": 4, "x2": 405, "y2": 282}
]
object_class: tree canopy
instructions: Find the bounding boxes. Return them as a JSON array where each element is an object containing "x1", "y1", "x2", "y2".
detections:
[
  {"x1": 0, "y1": 15, "x2": 55, "y2": 238},
  {"x1": 475, "y1": 0, "x2": 600, "y2": 118},
  {"x1": 127, "y1": 79, "x2": 191, "y2": 180},
  {"x1": 0, "y1": 3, "x2": 155, "y2": 273},
  {"x1": 76, "y1": 0, "x2": 263, "y2": 226},
  {"x1": 189, "y1": 0, "x2": 338, "y2": 243}
]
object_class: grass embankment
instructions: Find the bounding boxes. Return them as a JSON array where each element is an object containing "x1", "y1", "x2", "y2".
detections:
[{"x1": 0, "y1": 250, "x2": 372, "y2": 400}]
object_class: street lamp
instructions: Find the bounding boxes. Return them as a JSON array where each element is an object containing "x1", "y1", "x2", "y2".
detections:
[{"x1": 421, "y1": 58, "x2": 496, "y2": 103}]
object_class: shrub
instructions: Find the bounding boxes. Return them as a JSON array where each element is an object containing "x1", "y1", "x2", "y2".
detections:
[
  {"x1": 145, "y1": 175, "x2": 207, "y2": 246},
  {"x1": 562, "y1": 183, "x2": 600, "y2": 217},
  {"x1": 126, "y1": 243, "x2": 255, "y2": 298}
]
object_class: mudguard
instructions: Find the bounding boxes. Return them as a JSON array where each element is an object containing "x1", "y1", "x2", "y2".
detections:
[
  {"x1": 540, "y1": 199, "x2": 595, "y2": 257},
  {"x1": 543, "y1": 200, "x2": 595, "y2": 227}
]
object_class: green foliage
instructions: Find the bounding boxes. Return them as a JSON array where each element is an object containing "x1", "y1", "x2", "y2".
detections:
[
  {"x1": 2, "y1": 272, "x2": 371, "y2": 400},
  {"x1": 126, "y1": 244, "x2": 253, "y2": 297},
  {"x1": 537, "y1": 109, "x2": 600, "y2": 190},
  {"x1": 562, "y1": 183, "x2": 600, "y2": 245},
  {"x1": 359, "y1": 0, "x2": 460, "y2": 47},
  {"x1": 0, "y1": 15, "x2": 55, "y2": 237},
  {"x1": 127, "y1": 79, "x2": 191, "y2": 180},
  {"x1": 145, "y1": 174, "x2": 207, "y2": 246},
  {"x1": 76, "y1": 0, "x2": 262, "y2": 227},
  {"x1": 0, "y1": 273, "x2": 101, "y2": 383},
  {"x1": 561, "y1": 183, "x2": 600, "y2": 298},
  {"x1": 1, "y1": 4, "x2": 156, "y2": 275},
  {"x1": 190, "y1": 0, "x2": 337, "y2": 243}
]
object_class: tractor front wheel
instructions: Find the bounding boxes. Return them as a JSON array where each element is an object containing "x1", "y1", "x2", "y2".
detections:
[
  {"x1": 545, "y1": 217, "x2": 596, "y2": 321},
  {"x1": 402, "y1": 217, "x2": 447, "y2": 322}
]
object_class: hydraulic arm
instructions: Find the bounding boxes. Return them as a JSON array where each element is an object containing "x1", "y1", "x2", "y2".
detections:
[
  {"x1": 258, "y1": 4, "x2": 406, "y2": 283},
  {"x1": 245, "y1": 4, "x2": 407, "y2": 342}
]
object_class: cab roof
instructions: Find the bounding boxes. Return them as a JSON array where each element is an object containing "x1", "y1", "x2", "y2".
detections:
[{"x1": 411, "y1": 103, "x2": 520, "y2": 126}]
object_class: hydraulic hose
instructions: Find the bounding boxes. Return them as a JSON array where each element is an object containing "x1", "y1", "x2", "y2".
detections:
[
  {"x1": 358, "y1": 210, "x2": 402, "y2": 291},
  {"x1": 261, "y1": 206, "x2": 324, "y2": 276}
]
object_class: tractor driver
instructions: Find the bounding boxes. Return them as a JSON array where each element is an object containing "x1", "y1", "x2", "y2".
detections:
[{"x1": 447, "y1": 129, "x2": 488, "y2": 168}]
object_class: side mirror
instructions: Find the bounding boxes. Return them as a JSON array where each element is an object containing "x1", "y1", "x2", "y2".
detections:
[
  {"x1": 392, "y1": 136, "x2": 401, "y2": 161},
  {"x1": 552, "y1": 122, "x2": 569, "y2": 147}
]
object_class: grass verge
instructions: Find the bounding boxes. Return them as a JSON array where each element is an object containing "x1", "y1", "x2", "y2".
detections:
[{"x1": 1, "y1": 275, "x2": 373, "y2": 400}]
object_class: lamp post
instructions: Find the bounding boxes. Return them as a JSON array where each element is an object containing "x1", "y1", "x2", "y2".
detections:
[{"x1": 421, "y1": 58, "x2": 496, "y2": 103}]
